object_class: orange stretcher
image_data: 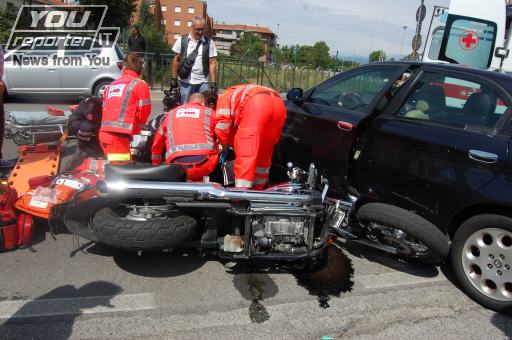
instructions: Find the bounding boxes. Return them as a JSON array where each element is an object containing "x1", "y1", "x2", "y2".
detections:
[{"x1": 8, "y1": 144, "x2": 61, "y2": 196}]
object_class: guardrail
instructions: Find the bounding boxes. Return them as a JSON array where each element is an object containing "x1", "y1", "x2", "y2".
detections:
[{"x1": 131, "y1": 52, "x2": 353, "y2": 92}]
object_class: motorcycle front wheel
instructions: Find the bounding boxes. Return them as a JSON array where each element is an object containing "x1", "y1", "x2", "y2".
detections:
[{"x1": 356, "y1": 203, "x2": 449, "y2": 265}]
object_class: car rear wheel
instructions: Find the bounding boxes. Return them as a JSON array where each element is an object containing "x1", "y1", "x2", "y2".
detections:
[
  {"x1": 93, "y1": 79, "x2": 112, "y2": 98},
  {"x1": 452, "y1": 214, "x2": 512, "y2": 314}
]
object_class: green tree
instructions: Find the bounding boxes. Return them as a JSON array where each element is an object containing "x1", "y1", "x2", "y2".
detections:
[
  {"x1": 0, "y1": 3, "x2": 20, "y2": 44},
  {"x1": 136, "y1": 0, "x2": 170, "y2": 54},
  {"x1": 79, "y1": 0, "x2": 136, "y2": 30},
  {"x1": 231, "y1": 33, "x2": 266, "y2": 60},
  {"x1": 369, "y1": 50, "x2": 386, "y2": 62},
  {"x1": 312, "y1": 41, "x2": 331, "y2": 69}
]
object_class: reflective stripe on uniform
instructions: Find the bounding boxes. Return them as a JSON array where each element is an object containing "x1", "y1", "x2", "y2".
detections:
[
  {"x1": 204, "y1": 108, "x2": 212, "y2": 145},
  {"x1": 138, "y1": 99, "x2": 151, "y2": 107},
  {"x1": 107, "y1": 153, "x2": 131, "y2": 162},
  {"x1": 215, "y1": 122, "x2": 231, "y2": 130},
  {"x1": 165, "y1": 143, "x2": 215, "y2": 159},
  {"x1": 230, "y1": 86, "x2": 246, "y2": 116},
  {"x1": 255, "y1": 167, "x2": 270, "y2": 175},
  {"x1": 158, "y1": 126, "x2": 165, "y2": 135},
  {"x1": 254, "y1": 177, "x2": 268, "y2": 185},
  {"x1": 118, "y1": 79, "x2": 140, "y2": 123},
  {"x1": 235, "y1": 179, "x2": 253, "y2": 188},
  {"x1": 101, "y1": 121, "x2": 134, "y2": 130},
  {"x1": 151, "y1": 154, "x2": 162, "y2": 160},
  {"x1": 167, "y1": 109, "x2": 175, "y2": 155},
  {"x1": 216, "y1": 109, "x2": 232, "y2": 117},
  {"x1": 240, "y1": 85, "x2": 258, "y2": 103}
]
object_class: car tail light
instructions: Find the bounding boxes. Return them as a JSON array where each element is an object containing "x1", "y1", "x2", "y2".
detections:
[
  {"x1": 116, "y1": 61, "x2": 123, "y2": 71},
  {"x1": 28, "y1": 176, "x2": 52, "y2": 190}
]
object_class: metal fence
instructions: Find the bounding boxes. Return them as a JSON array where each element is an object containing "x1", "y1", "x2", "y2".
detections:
[{"x1": 138, "y1": 53, "x2": 353, "y2": 92}]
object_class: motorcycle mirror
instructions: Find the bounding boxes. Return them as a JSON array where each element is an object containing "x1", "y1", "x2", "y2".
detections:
[{"x1": 287, "y1": 88, "x2": 304, "y2": 102}]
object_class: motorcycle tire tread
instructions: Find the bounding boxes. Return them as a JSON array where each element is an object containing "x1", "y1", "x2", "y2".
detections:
[
  {"x1": 92, "y1": 208, "x2": 199, "y2": 250},
  {"x1": 356, "y1": 203, "x2": 450, "y2": 265}
]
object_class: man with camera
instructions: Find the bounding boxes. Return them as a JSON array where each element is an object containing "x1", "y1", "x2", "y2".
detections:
[{"x1": 171, "y1": 16, "x2": 218, "y2": 104}]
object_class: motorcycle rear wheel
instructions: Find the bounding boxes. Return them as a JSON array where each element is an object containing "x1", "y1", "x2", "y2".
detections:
[
  {"x1": 91, "y1": 207, "x2": 199, "y2": 251},
  {"x1": 356, "y1": 203, "x2": 449, "y2": 265}
]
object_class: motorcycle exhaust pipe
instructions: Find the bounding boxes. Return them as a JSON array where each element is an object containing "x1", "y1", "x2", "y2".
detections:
[{"x1": 97, "y1": 180, "x2": 312, "y2": 204}]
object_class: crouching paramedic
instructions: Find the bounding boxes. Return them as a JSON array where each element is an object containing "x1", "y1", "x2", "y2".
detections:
[
  {"x1": 151, "y1": 93, "x2": 219, "y2": 181},
  {"x1": 215, "y1": 84, "x2": 286, "y2": 190},
  {"x1": 99, "y1": 53, "x2": 151, "y2": 163}
]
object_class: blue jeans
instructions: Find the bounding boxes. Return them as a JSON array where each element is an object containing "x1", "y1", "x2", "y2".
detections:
[{"x1": 180, "y1": 81, "x2": 209, "y2": 104}]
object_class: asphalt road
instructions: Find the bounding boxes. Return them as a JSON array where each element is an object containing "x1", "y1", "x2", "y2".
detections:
[{"x1": 0, "y1": 98, "x2": 511, "y2": 340}]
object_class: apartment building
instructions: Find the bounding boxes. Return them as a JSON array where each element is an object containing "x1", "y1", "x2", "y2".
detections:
[
  {"x1": 136, "y1": 0, "x2": 212, "y2": 45},
  {"x1": 212, "y1": 23, "x2": 276, "y2": 61}
]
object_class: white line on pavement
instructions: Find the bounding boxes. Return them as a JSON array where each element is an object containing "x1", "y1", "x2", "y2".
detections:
[{"x1": 355, "y1": 271, "x2": 447, "y2": 290}]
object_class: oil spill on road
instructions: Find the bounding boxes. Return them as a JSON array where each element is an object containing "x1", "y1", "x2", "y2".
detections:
[
  {"x1": 294, "y1": 246, "x2": 354, "y2": 308},
  {"x1": 233, "y1": 272, "x2": 278, "y2": 323}
]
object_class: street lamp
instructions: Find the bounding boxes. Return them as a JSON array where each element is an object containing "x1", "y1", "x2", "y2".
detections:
[{"x1": 400, "y1": 26, "x2": 408, "y2": 58}]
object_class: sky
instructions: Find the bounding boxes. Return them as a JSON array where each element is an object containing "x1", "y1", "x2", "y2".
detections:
[{"x1": 207, "y1": 0, "x2": 450, "y2": 59}]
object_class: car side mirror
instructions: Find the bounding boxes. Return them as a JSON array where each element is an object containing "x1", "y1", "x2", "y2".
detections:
[
  {"x1": 287, "y1": 88, "x2": 304, "y2": 102},
  {"x1": 495, "y1": 47, "x2": 510, "y2": 59}
]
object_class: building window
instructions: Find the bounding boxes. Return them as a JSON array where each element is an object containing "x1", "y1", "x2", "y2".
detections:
[
  {"x1": 187, "y1": 21, "x2": 192, "y2": 27},
  {"x1": 161, "y1": 19, "x2": 166, "y2": 25},
  {"x1": 174, "y1": 20, "x2": 181, "y2": 26},
  {"x1": 161, "y1": 5, "x2": 167, "y2": 12},
  {"x1": 175, "y1": 6, "x2": 181, "y2": 13},
  {"x1": 174, "y1": 33, "x2": 180, "y2": 40},
  {"x1": 188, "y1": 7, "x2": 195, "y2": 14}
]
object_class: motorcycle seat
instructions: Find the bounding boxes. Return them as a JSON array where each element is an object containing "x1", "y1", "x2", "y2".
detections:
[{"x1": 105, "y1": 163, "x2": 187, "y2": 182}]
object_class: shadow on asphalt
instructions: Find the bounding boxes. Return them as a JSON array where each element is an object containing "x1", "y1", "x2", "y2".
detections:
[
  {"x1": 85, "y1": 245, "x2": 207, "y2": 278},
  {"x1": 339, "y1": 239, "x2": 440, "y2": 278},
  {"x1": 491, "y1": 313, "x2": 512, "y2": 336},
  {"x1": 0, "y1": 281, "x2": 122, "y2": 340}
]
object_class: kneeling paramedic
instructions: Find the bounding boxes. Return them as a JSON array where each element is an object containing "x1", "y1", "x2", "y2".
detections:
[
  {"x1": 151, "y1": 93, "x2": 219, "y2": 181},
  {"x1": 100, "y1": 53, "x2": 151, "y2": 163},
  {"x1": 215, "y1": 84, "x2": 286, "y2": 190},
  {"x1": 66, "y1": 96, "x2": 105, "y2": 171}
]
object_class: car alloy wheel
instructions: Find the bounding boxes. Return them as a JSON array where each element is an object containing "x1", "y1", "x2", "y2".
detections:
[{"x1": 461, "y1": 227, "x2": 512, "y2": 302}]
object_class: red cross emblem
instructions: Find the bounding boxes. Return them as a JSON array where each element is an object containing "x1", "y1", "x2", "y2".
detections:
[{"x1": 459, "y1": 30, "x2": 480, "y2": 51}]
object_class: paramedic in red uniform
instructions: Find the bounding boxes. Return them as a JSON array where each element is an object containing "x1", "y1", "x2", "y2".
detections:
[
  {"x1": 100, "y1": 53, "x2": 151, "y2": 163},
  {"x1": 214, "y1": 84, "x2": 286, "y2": 190},
  {"x1": 151, "y1": 93, "x2": 219, "y2": 181}
]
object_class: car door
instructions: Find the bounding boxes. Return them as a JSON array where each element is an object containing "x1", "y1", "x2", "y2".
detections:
[
  {"x1": 3, "y1": 49, "x2": 62, "y2": 95},
  {"x1": 276, "y1": 64, "x2": 406, "y2": 196},
  {"x1": 358, "y1": 67, "x2": 510, "y2": 229},
  {"x1": 59, "y1": 48, "x2": 102, "y2": 95}
]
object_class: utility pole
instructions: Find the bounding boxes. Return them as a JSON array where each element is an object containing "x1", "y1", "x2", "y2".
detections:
[{"x1": 400, "y1": 26, "x2": 408, "y2": 58}]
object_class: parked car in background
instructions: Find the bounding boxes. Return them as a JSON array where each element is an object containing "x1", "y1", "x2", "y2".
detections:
[
  {"x1": 276, "y1": 61, "x2": 512, "y2": 313},
  {"x1": 2, "y1": 44, "x2": 124, "y2": 98}
]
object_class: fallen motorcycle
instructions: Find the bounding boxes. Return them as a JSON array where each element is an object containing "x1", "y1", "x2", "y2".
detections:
[{"x1": 54, "y1": 162, "x2": 331, "y2": 268}]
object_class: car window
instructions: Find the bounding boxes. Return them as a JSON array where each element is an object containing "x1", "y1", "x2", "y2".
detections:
[
  {"x1": 308, "y1": 66, "x2": 400, "y2": 111},
  {"x1": 398, "y1": 72, "x2": 508, "y2": 130},
  {"x1": 439, "y1": 16, "x2": 497, "y2": 69},
  {"x1": 428, "y1": 27, "x2": 444, "y2": 60}
]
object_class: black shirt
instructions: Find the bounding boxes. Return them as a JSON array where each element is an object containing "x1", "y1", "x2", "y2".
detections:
[{"x1": 128, "y1": 34, "x2": 147, "y2": 53}]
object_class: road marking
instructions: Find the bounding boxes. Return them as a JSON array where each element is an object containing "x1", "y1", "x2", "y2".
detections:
[
  {"x1": 355, "y1": 271, "x2": 447, "y2": 290},
  {"x1": 0, "y1": 293, "x2": 156, "y2": 320}
]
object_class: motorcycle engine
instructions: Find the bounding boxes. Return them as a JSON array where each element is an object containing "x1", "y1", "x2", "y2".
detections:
[{"x1": 253, "y1": 216, "x2": 309, "y2": 254}]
